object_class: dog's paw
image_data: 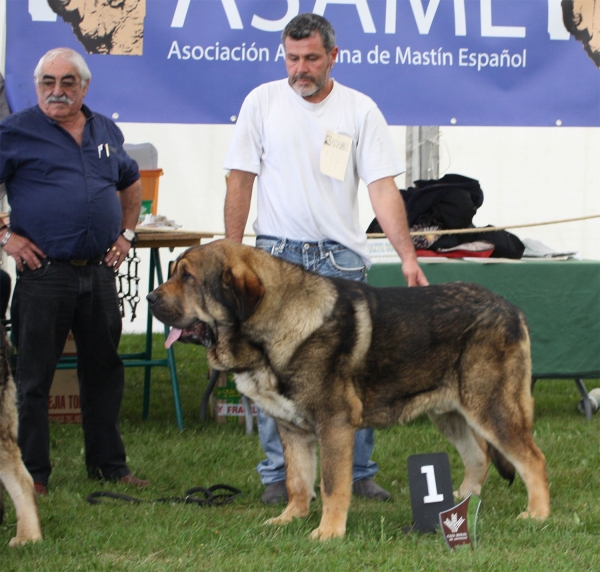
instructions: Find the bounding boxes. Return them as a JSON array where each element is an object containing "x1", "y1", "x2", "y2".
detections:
[
  {"x1": 517, "y1": 508, "x2": 549, "y2": 521},
  {"x1": 454, "y1": 483, "x2": 482, "y2": 500},
  {"x1": 9, "y1": 535, "x2": 41, "y2": 548},
  {"x1": 264, "y1": 515, "x2": 292, "y2": 527},
  {"x1": 453, "y1": 489, "x2": 471, "y2": 501},
  {"x1": 265, "y1": 502, "x2": 310, "y2": 527},
  {"x1": 309, "y1": 525, "x2": 345, "y2": 541}
]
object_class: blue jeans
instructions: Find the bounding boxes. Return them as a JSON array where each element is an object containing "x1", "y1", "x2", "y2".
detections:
[
  {"x1": 254, "y1": 236, "x2": 377, "y2": 485},
  {"x1": 12, "y1": 258, "x2": 130, "y2": 485}
]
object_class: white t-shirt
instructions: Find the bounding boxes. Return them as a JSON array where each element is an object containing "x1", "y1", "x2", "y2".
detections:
[{"x1": 223, "y1": 79, "x2": 404, "y2": 265}]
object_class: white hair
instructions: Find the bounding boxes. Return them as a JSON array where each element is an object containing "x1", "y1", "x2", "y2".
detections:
[{"x1": 34, "y1": 48, "x2": 92, "y2": 87}]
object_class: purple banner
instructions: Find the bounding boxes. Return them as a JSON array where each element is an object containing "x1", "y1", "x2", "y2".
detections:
[{"x1": 5, "y1": 0, "x2": 600, "y2": 126}]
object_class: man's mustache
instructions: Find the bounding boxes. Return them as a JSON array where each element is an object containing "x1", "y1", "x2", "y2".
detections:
[
  {"x1": 46, "y1": 95, "x2": 73, "y2": 104},
  {"x1": 291, "y1": 73, "x2": 316, "y2": 84}
]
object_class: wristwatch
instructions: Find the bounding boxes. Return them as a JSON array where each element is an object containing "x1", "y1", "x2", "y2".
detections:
[{"x1": 121, "y1": 228, "x2": 136, "y2": 243}]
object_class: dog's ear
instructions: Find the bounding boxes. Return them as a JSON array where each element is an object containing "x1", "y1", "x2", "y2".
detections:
[
  {"x1": 168, "y1": 260, "x2": 177, "y2": 279},
  {"x1": 222, "y1": 264, "x2": 265, "y2": 322}
]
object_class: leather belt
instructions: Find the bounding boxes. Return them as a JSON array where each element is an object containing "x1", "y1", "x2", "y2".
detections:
[{"x1": 51, "y1": 254, "x2": 105, "y2": 266}]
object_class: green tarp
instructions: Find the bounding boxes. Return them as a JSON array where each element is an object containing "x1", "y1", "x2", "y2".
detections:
[{"x1": 368, "y1": 259, "x2": 600, "y2": 378}]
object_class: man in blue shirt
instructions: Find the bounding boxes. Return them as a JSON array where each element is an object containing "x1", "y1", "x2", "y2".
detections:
[{"x1": 0, "y1": 47, "x2": 146, "y2": 494}]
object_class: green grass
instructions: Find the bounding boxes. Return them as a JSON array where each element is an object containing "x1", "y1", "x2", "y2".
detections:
[{"x1": 2, "y1": 334, "x2": 599, "y2": 570}]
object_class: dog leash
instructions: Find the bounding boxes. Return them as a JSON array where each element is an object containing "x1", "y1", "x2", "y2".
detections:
[{"x1": 86, "y1": 484, "x2": 242, "y2": 506}]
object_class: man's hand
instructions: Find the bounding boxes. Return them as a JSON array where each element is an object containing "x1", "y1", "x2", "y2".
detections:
[
  {"x1": 104, "y1": 234, "x2": 132, "y2": 270},
  {"x1": 2, "y1": 231, "x2": 46, "y2": 271},
  {"x1": 368, "y1": 177, "x2": 429, "y2": 287},
  {"x1": 401, "y1": 257, "x2": 429, "y2": 287}
]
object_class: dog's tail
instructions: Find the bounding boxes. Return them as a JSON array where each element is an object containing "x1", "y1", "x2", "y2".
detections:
[{"x1": 488, "y1": 443, "x2": 515, "y2": 485}]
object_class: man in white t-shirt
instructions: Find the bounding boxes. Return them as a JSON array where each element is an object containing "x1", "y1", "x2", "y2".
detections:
[{"x1": 223, "y1": 13, "x2": 428, "y2": 505}]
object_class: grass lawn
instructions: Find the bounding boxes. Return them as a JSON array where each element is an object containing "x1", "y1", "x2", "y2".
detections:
[{"x1": 2, "y1": 334, "x2": 599, "y2": 571}]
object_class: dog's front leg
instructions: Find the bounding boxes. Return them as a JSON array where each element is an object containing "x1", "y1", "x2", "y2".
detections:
[
  {"x1": 1, "y1": 461, "x2": 42, "y2": 546},
  {"x1": 310, "y1": 423, "x2": 355, "y2": 540},
  {"x1": 265, "y1": 423, "x2": 317, "y2": 526}
]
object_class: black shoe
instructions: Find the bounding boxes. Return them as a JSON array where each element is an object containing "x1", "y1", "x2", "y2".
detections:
[
  {"x1": 352, "y1": 477, "x2": 392, "y2": 501},
  {"x1": 260, "y1": 481, "x2": 288, "y2": 505}
]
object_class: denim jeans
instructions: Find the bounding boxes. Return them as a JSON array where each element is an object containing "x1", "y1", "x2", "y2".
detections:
[
  {"x1": 254, "y1": 236, "x2": 377, "y2": 485},
  {"x1": 12, "y1": 258, "x2": 130, "y2": 485}
]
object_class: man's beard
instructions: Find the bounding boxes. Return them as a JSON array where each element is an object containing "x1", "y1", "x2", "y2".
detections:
[{"x1": 290, "y1": 73, "x2": 327, "y2": 98}]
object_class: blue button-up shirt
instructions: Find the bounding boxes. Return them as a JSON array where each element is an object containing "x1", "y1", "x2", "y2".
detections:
[{"x1": 0, "y1": 104, "x2": 139, "y2": 260}]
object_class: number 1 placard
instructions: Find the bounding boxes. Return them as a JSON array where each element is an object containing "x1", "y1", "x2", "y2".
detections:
[{"x1": 407, "y1": 453, "x2": 455, "y2": 533}]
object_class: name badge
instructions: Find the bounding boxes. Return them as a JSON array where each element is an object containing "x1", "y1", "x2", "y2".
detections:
[{"x1": 320, "y1": 131, "x2": 352, "y2": 181}]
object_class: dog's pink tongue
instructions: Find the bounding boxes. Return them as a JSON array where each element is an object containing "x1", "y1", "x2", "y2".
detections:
[{"x1": 165, "y1": 327, "x2": 182, "y2": 349}]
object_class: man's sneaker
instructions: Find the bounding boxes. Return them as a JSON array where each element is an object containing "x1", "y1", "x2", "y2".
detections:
[
  {"x1": 260, "y1": 480, "x2": 288, "y2": 505},
  {"x1": 352, "y1": 477, "x2": 392, "y2": 501}
]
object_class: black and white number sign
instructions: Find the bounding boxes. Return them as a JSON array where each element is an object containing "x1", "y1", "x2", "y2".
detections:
[{"x1": 407, "y1": 453, "x2": 454, "y2": 532}]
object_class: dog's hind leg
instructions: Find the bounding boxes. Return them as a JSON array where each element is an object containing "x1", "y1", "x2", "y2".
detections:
[
  {"x1": 265, "y1": 424, "x2": 317, "y2": 527},
  {"x1": 460, "y1": 398, "x2": 549, "y2": 520},
  {"x1": 481, "y1": 423, "x2": 549, "y2": 520},
  {"x1": 510, "y1": 439, "x2": 550, "y2": 520},
  {"x1": 0, "y1": 452, "x2": 42, "y2": 546},
  {"x1": 511, "y1": 440, "x2": 550, "y2": 521},
  {"x1": 471, "y1": 365, "x2": 549, "y2": 520},
  {"x1": 429, "y1": 411, "x2": 490, "y2": 499}
]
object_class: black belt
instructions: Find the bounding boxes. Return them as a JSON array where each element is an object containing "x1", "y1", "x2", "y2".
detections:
[{"x1": 50, "y1": 254, "x2": 105, "y2": 266}]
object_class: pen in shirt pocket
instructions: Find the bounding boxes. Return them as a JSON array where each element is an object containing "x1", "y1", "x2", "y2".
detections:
[{"x1": 97, "y1": 143, "x2": 116, "y2": 158}]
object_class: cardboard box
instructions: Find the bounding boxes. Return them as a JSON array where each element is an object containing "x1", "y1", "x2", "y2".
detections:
[
  {"x1": 210, "y1": 371, "x2": 256, "y2": 424},
  {"x1": 48, "y1": 369, "x2": 81, "y2": 424},
  {"x1": 48, "y1": 331, "x2": 81, "y2": 423},
  {"x1": 62, "y1": 330, "x2": 77, "y2": 356}
]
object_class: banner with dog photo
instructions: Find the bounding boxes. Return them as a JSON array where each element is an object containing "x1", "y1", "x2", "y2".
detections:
[{"x1": 4, "y1": 0, "x2": 600, "y2": 126}]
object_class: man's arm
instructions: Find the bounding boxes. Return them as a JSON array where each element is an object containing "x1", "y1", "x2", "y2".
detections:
[
  {"x1": 119, "y1": 178, "x2": 143, "y2": 231},
  {"x1": 224, "y1": 169, "x2": 256, "y2": 243},
  {"x1": 105, "y1": 178, "x2": 142, "y2": 269},
  {"x1": 368, "y1": 176, "x2": 428, "y2": 287}
]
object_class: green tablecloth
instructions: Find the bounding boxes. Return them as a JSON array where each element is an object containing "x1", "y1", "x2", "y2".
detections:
[{"x1": 367, "y1": 259, "x2": 600, "y2": 378}]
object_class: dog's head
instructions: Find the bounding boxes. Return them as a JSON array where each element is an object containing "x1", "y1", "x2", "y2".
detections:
[{"x1": 147, "y1": 239, "x2": 266, "y2": 350}]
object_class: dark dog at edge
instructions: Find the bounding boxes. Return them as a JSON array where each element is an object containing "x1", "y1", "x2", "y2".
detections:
[
  {"x1": 0, "y1": 323, "x2": 42, "y2": 546},
  {"x1": 147, "y1": 239, "x2": 550, "y2": 540}
]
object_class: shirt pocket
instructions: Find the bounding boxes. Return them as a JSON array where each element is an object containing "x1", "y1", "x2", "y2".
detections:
[{"x1": 92, "y1": 143, "x2": 120, "y2": 184}]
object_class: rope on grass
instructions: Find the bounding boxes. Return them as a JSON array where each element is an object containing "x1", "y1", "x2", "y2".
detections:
[{"x1": 86, "y1": 484, "x2": 243, "y2": 506}]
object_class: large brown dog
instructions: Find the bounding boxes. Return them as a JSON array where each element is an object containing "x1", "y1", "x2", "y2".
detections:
[
  {"x1": 147, "y1": 239, "x2": 550, "y2": 540},
  {"x1": 0, "y1": 324, "x2": 42, "y2": 546}
]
